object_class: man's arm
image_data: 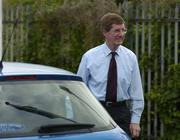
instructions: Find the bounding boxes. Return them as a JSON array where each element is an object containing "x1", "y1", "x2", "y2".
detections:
[
  {"x1": 129, "y1": 56, "x2": 144, "y2": 138},
  {"x1": 77, "y1": 54, "x2": 89, "y2": 85}
]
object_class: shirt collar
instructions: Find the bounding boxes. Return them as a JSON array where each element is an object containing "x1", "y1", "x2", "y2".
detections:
[{"x1": 103, "y1": 42, "x2": 121, "y2": 56}]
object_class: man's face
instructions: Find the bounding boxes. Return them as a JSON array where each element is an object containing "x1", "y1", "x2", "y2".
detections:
[{"x1": 103, "y1": 23, "x2": 127, "y2": 47}]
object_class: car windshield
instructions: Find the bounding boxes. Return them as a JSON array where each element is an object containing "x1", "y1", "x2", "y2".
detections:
[{"x1": 0, "y1": 80, "x2": 115, "y2": 137}]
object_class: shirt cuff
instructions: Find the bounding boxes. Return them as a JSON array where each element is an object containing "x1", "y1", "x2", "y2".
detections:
[{"x1": 131, "y1": 114, "x2": 140, "y2": 124}]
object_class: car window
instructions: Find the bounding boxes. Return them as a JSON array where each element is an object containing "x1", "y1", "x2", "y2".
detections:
[{"x1": 0, "y1": 80, "x2": 115, "y2": 137}]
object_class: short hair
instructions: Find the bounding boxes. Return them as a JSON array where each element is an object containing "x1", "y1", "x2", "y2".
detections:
[{"x1": 100, "y1": 12, "x2": 125, "y2": 32}]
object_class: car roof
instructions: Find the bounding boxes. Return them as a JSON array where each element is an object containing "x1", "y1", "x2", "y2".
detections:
[
  {"x1": 1, "y1": 62, "x2": 74, "y2": 76},
  {"x1": 0, "y1": 62, "x2": 82, "y2": 82}
]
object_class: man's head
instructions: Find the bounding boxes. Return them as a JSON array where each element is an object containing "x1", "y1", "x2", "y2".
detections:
[
  {"x1": 100, "y1": 12, "x2": 125, "y2": 32},
  {"x1": 100, "y1": 12, "x2": 127, "y2": 50}
]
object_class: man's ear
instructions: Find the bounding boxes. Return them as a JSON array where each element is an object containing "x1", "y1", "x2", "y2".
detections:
[{"x1": 102, "y1": 30, "x2": 108, "y2": 37}]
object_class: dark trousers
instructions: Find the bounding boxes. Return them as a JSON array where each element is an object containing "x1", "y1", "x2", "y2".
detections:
[{"x1": 101, "y1": 102, "x2": 131, "y2": 136}]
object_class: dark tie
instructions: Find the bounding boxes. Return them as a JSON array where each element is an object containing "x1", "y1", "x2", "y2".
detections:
[{"x1": 106, "y1": 52, "x2": 117, "y2": 102}]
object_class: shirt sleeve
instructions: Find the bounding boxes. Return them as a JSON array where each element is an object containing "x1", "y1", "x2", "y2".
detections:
[
  {"x1": 77, "y1": 54, "x2": 89, "y2": 85},
  {"x1": 129, "y1": 56, "x2": 144, "y2": 124}
]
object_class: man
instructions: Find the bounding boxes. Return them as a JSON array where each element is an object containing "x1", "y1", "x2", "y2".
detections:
[{"x1": 77, "y1": 12, "x2": 144, "y2": 139}]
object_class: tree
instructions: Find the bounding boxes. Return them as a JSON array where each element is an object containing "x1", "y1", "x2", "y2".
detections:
[{"x1": 21, "y1": 0, "x2": 119, "y2": 71}]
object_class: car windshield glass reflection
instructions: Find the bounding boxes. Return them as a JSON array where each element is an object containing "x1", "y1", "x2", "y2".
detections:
[
  {"x1": 0, "y1": 80, "x2": 115, "y2": 137},
  {"x1": 59, "y1": 86, "x2": 107, "y2": 123}
]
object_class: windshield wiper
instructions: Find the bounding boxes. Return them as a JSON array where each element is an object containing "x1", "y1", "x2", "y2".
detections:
[
  {"x1": 5, "y1": 101, "x2": 60, "y2": 119},
  {"x1": 38, "y1": 123, "x2": 95, "y2": 133},
  {"x1": 5, "y1": 101, "x2": 75, "y2": 122}
]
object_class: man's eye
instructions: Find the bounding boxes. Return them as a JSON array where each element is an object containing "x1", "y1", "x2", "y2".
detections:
[
  {"x1": 114, "y1": 29, "x2": 127, "y2": 34},
  {"x1": 122, "y1": 29, "x2": 127, "y2": 33}
]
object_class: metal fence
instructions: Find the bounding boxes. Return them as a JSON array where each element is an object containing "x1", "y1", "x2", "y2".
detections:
[
  {"x1": 3, "y1": 5, "x2": 29, "y2": 61},
  {"x1": 119, "y1": 1, "x2": 179, "y2": 139},
  {"x1": 2, "y1": 1, "x2": 180, "y2": 139}
]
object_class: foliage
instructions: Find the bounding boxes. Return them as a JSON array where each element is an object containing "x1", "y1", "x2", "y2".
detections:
[
  {"x1": 3, "y1": 0, "x2": 180, "y2": 139},
  {"x1": 146, "y1": 64, "x2": 180, "y2": 139},
  {"x1": 22, "y1": 0, "x2": 118, "y2": 72},
  {"x1": 4, "y1": 0, "x2": 65, "y2": 7},
  {"x1": 122, "y1": 1, "x2": 180, "y2": 139},
  {"x1": 4, "y1": 0, "x2": 35, "y2": 6}
]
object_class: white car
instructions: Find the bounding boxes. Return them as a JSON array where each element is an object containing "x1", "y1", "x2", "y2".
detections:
[{"x1": 0, "y1": 62, "x2": 129, "y2": 140}]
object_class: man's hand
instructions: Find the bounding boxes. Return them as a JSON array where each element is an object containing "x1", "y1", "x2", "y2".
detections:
[{"x1": 130, "y1": 123, "x2": 141, "y2": 138}]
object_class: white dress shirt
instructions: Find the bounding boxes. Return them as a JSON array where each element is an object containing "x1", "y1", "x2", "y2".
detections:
[{"x1": 77, "y1": 42, "x2": 144, "y2": 124}]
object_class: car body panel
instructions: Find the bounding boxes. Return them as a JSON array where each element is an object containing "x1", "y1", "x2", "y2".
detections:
[
  {"x1": 0, "y1": 127, "x2": 129, "y2": 140},
  {"x1": 0, "y1": 62, "x2": 82, "y2": 81},
  {"x1": 1, "y1": 62, "x2": 74, "y2": 76}
]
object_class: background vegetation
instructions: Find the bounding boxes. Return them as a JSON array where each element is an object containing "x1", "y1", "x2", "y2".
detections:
[{"x1": 3, "y1": 0, "x2": 180, "y2": 139}]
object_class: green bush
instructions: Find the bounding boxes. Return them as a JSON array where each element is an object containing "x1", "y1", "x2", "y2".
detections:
[
  {"x1": 147, "y1": 64, "x2": 180, "y2": 139},
  {"x1": 22, "y1": 0, "x2": 118, "y2": 72},
  {"x1": 4, "y1": 0, "x2": 180, "y2": 139}
]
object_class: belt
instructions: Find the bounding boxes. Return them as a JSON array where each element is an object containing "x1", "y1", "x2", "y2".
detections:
[{"x1": 99, "y1": 100, "x2": 128, "y2": 107}]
